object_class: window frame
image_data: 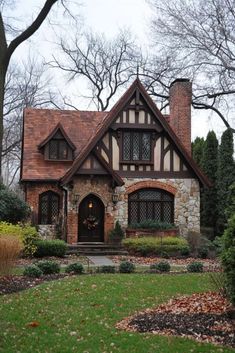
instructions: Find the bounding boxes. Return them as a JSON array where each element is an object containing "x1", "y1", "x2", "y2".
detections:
[
  {"x1": 128, "y1": 188, "x2": 174, "y2": 225},
  {"x1": 48, "y1": 139, "x2": 70, "y2": 160},
  {"x1": 38, "y1": 191, "x2": 60, "y2": 225},
  {"x1": 120, "y1": 130, "x2": 153, "y2": 164}
]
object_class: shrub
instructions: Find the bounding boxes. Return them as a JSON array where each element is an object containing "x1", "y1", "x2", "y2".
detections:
[
  {"x1": 99, "y1": 265, "x2": 116, "y2": 273},
  {"x1": 119, "y1": 261, "x2": 135, "y2": 273},
  {"x1": 37, "y1": 260, "x2": 60, "y2": 274},
  {"x1": 0, "y1": 184, "x2": 30, "y2": 223},
  {"x1": 34, "y1": 239, "x2": 67, "y2": 257},
  {"x1": 0, "y1": 235, "x2": 22, "y2": 275},
  {"x1": 109, "y1": 221, "x2": 125, "y2": 243},
  {"x1": 221, "y1": 214, "x2": 235, "y2": 305},
  {"x1": 180, "y1": 246, "x2": 190, "y2": 256},
  {"x1": 65, "y1": 263, "x2": 84, "y2": 274},
  {"x1": 129, "y1": 220, "x2": 175, "y2": 230},
  {"x1": 23, "y1": 265, "x2": 42, "y2": 278},
  {"x1": 198, "y1": 246, "x2": 209, "y2": 259},
  {"x1": 0, "y1": 222, "x2": 39, "y2": 257},
  {"x1": 122, "y1": 236, "x2": 189, "y2": 257},
  {"x1": 150, "y1": 261, "x2": 171, "y2": 272},
  {"x1": 187, "y1": 261, "x2": 204, "y2": 273}
]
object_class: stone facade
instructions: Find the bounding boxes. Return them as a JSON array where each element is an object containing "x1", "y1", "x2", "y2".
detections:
[{"x1": 113, "y1": 178, "x2": 200, "y2": 236}]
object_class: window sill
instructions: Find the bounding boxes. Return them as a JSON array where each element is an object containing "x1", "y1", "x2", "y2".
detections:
[{"x1": 119, "y1": 160, "x2": 153, "y2": 165}]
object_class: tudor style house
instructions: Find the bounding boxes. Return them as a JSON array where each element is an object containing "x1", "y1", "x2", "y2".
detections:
[{"x1": 20, "y1": 78, "x2": 209, "y2": 244}]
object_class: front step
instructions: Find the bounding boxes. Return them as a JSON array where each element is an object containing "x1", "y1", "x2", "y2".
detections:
[{"x1": 67, "y1": 243, "x2": 128, "y2": 256}]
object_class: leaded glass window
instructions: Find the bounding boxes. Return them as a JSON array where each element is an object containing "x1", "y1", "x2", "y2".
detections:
[
  {"x1": 128, "y1": 188, "x2": 174, "y2": 224},
  {"x1": 39, "y1": 191, "x2": 60, "y2": 224},
  {"x1": 122, "y1": 131, "x2": 151, "y2": 162},
  {"x1": 49, "y1": 139, "x2": 69, "y2": 160}
]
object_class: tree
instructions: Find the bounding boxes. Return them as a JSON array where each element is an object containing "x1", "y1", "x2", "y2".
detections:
[
  {"x1": 2, "y1": 60, "x2": 59, "y2": 187},
  {"x1": 192, "y1": 137, "x2": 205, "y2": 170},
  {"x1": 0, "y1": 0, "x2": 58, "y2": 179},
  {"x1": 200, "y1": 131, "x2": 218, "y2": 231},
  {"x1": 51, "y1": 30, "x2": 138, "y2": 111},
  {"x1": 217, "y1": 128, "x2": 235, "y2": 234},
  {"x1": 145, "y1": 0, "x2": 235, "y2": 132}
]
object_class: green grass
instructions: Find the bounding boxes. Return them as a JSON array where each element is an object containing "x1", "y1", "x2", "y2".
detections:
[{"x1": 0, "y1": 273, "x2": 234, "y2": 353}]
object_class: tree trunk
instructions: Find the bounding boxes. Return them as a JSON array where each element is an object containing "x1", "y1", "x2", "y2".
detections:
[{"x1": 0, "y1": 67, "x2": 6, "y2": 181}]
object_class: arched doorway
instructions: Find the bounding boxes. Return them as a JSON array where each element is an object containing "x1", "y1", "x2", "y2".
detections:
[{"x1": 78, "y1": 194, "x2": 104, "y2": 242}]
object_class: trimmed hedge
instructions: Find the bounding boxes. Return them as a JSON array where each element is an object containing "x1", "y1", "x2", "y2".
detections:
[
  {"x1": 23, "y1": 265, "x2": 42, "y2": 278},
  {"x1": 119, "y1": 261, "x2": 135, "y2": 273},
  {"x1": 34, "y1": 240, "x2": 67, "y2": 257},
  {"x1": 122, "y1": 236, "x2": 189, "y2": 257},
  {"x1": 128, "y1": 220, "x2": 175, "y2": 230},
  {"x1": 65, "y1": 263, "x2": 84, "y2": 274},
  {"x1": 150, "y1": 261, "x2": 171, "y2": 272},
  {"x1": 187, "y1": 262, "x2": 204, "y2": 273},
  {"x1": 37, "y1": 260, "x2": 60, "y2": 274}
]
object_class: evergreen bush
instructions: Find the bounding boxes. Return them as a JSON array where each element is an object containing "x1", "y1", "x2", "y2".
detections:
[
  {"x1": 187, "y1": 261, "x2": 204, "y2": 273},
  {"x1": 150, "y1": 261, "x2": 171, "y2": 272},
  {"x1": 119, "y1": 261, "x2": 135, "y2": 273},
  {"x1": 37, "y1": 260, "x2": 60, "y2": 274},
  {"x1": 34, "y1": 239, "x2": 67, "y2": 257},
  {"x1": 23, "y1": 265, "x2": 42, "y2": 278},
  {"x1": 65, "y1": 263, "x2": 84, "y2": 274}
]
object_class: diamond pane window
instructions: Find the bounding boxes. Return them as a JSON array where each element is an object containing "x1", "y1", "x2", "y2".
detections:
[
  {"x1": 142, "y1": 133, "x2": 151, "y2": 160},
  {"x1": 49, "y1": 140, "x2": 58, "y2": 160},
  {"x1": 128, "y1": 188, "x2": 174, "y2": 224},
  {"x1": 39, "y1": 191, "x2": 60, "y2": 224},
  {"x1": 122, "y1": 131, "x2": 151, "y2": 162},
  {"x1": 123, "y1": 132, "x2": 131, "y2": 160}
]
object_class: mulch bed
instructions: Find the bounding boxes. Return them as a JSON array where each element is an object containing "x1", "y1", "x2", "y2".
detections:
[
  {"x1": 0, "y1": 274, "x2": 68, "y2": 295},
  {"x1": 116, "y1": 292, "x2": 235, "y2": 348}
]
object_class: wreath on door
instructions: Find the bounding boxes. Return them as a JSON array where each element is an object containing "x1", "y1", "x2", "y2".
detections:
[{"x1": 83, "y1": 215, "x2": 99, "y2": 230}]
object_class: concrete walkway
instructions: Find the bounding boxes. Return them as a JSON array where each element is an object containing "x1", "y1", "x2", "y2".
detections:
[{"x1": 86, "y1": 256, "x2": 115, "y2": 266}]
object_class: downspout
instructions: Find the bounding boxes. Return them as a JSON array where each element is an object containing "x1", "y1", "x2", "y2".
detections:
[{"x1": 62, "y1": 185, "x2": 69, "y2": 243}]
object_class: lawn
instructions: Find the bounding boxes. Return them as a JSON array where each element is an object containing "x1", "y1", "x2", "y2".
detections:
[{"x1": 0, "y1": 273, "x2": 234, "y2": 353}]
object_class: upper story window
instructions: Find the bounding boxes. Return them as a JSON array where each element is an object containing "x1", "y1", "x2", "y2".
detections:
[
  {"x1": 49, "y1": 139, "x2": 69, "y2": 160},
  {"x1": 123, "y1": 131, "x2": 151, "y2": 162}
]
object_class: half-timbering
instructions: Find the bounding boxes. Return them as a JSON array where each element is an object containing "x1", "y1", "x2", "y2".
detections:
[{"x1": 20, "y1": 79, "x2": 209, "y2": 243}]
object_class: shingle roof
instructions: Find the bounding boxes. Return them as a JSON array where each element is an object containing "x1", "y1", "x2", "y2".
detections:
[{"x1": 21, "y1": 108, "x2": 107, "y2": 180}]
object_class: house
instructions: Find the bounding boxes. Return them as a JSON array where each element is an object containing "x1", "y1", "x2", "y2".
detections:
[{"x1": 20, "y1": 78, "x2": 209, "y2": 244}]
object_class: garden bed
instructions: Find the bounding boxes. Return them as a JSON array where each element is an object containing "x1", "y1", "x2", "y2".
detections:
[{"x1": 117, "y1": 291, "x2": 235, "y2": 348}]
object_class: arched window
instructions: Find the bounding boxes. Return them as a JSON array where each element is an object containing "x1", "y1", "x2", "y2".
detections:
[
  {"x1": 128, "y1": 188, "x2": 174, "y2": 224},
  {"x1": 38, "y1": 191, "x2": 60, "y2": 224}
]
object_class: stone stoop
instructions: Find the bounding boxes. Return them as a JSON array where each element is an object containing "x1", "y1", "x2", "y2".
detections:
[{"x1": 67, "y1": 243, "x2": 128, "y2": 256}]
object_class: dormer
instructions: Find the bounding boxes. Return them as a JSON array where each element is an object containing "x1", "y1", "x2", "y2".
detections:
[{"x1": 38, "y1": 123, "x2": 76, "y2": 161}]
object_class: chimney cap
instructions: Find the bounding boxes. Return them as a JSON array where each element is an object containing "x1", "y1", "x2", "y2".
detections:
[{"x1": 170, "y1": 78, "x2": 190, "y2": 87}]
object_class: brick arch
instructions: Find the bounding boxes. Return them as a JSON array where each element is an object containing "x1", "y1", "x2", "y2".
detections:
[
  {"x1": 126, "y1": 180, "x2": 177, "y2": 196},
  {"x1": 78, "y1": 192, "x2": 106, "y2": 208}
]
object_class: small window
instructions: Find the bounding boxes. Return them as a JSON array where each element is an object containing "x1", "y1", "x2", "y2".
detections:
[
  {"x1": 122, "y1": 131, "x2": 151, "y2": 162},
  {"x1": 49, "y1": 139, "x2": 69, "y2": 160},
  {"x1": 39, "y1": 191, "x2": 60, "y2": 224}
]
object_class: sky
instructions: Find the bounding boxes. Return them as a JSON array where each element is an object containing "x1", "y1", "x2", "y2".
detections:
[{"x1": 4, "y1": 0, "x2": 234, "y2": 141}]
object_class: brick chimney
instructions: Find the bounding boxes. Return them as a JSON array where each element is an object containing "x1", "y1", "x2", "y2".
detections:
[{"x1": 169, "y1": 79, "x2": 192, "y2": 155}]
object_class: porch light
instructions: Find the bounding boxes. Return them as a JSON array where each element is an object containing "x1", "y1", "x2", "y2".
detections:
[
  {"x1": 88, "y1": 201, "x2": 93, "y2": 209},
  {"x1": 112, "y1": 192, "x2": 119, "y2": 204}
]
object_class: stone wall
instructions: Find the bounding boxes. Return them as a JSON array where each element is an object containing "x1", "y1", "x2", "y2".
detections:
[{"x1": 114, "y1": 178, "x2": 200, "y2": 236}]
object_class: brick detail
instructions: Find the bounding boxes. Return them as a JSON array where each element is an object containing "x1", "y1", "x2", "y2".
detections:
[
  {"x1": 67, "y1": 211, "x2": 77, "y2": 244},
  {"x1": 25, "y1": 183, "x2": 63, "y2": 224},
  {"x1": 104, "y1": 213, "x2": 114, "y2": 242},
  {"x1": 126, "y1": 180, "x2": 177, "y2": 196},
  {"x1": 169, "y1": 79, "x2": 192, "y2": 155}
]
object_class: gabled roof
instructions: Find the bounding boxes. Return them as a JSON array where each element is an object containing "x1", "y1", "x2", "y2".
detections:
[
  {"x1": 38, "y1": 122, "x2": 76, "y2": 151},
  {"x1": 61, "y1": 78, "x2": 210, "y2": 187},
  {"x1": 21, "y1": 108, "x2": 107, "y2": 181}
]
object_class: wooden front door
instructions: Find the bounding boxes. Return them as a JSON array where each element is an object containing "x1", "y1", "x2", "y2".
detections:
[{"x1": 78, "y1": 194, "x2": 104, "y2": 242}]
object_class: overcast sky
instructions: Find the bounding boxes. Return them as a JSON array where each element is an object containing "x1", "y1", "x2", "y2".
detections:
[{"x1": 4, "y1": 0, "x2": 233, "y2": 140}]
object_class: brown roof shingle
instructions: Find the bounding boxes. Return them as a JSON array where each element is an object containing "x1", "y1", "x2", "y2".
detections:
[{"x1": 21, "y1": 108, "x2": 107, "y2": 180}]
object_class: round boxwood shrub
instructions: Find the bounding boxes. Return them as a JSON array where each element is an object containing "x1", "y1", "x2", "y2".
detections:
[
  {"x1": 34, "y1": 240, "x2": 67, "y2": 258},
  {"x1": 187, "y1": 261, "x2": 204, "y2": 273},
  {"x1": 23, "y1": 265, "x2": 42, "y2": 278},
  {"x1": 99, "y1": 265, "x2": 116, "y2": 273},
  {"x1": 37, "y1": 260, "x2": 60, "y2": 274},
  {"x1": 65, "y1": 263, "x2": 84, "y2": 274},
  {"x1": 119, "y1": 261, "x2": 135, "y2": 273},
  {"x1": 198, "y1": 246, "x2": 209, "y2": 259},
  {"x1": 150, "y1": 261, "x2": 171, "y2": 272},
  {"x1": 180, "y1": 246, "x2": 190, "y2": 257}
]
